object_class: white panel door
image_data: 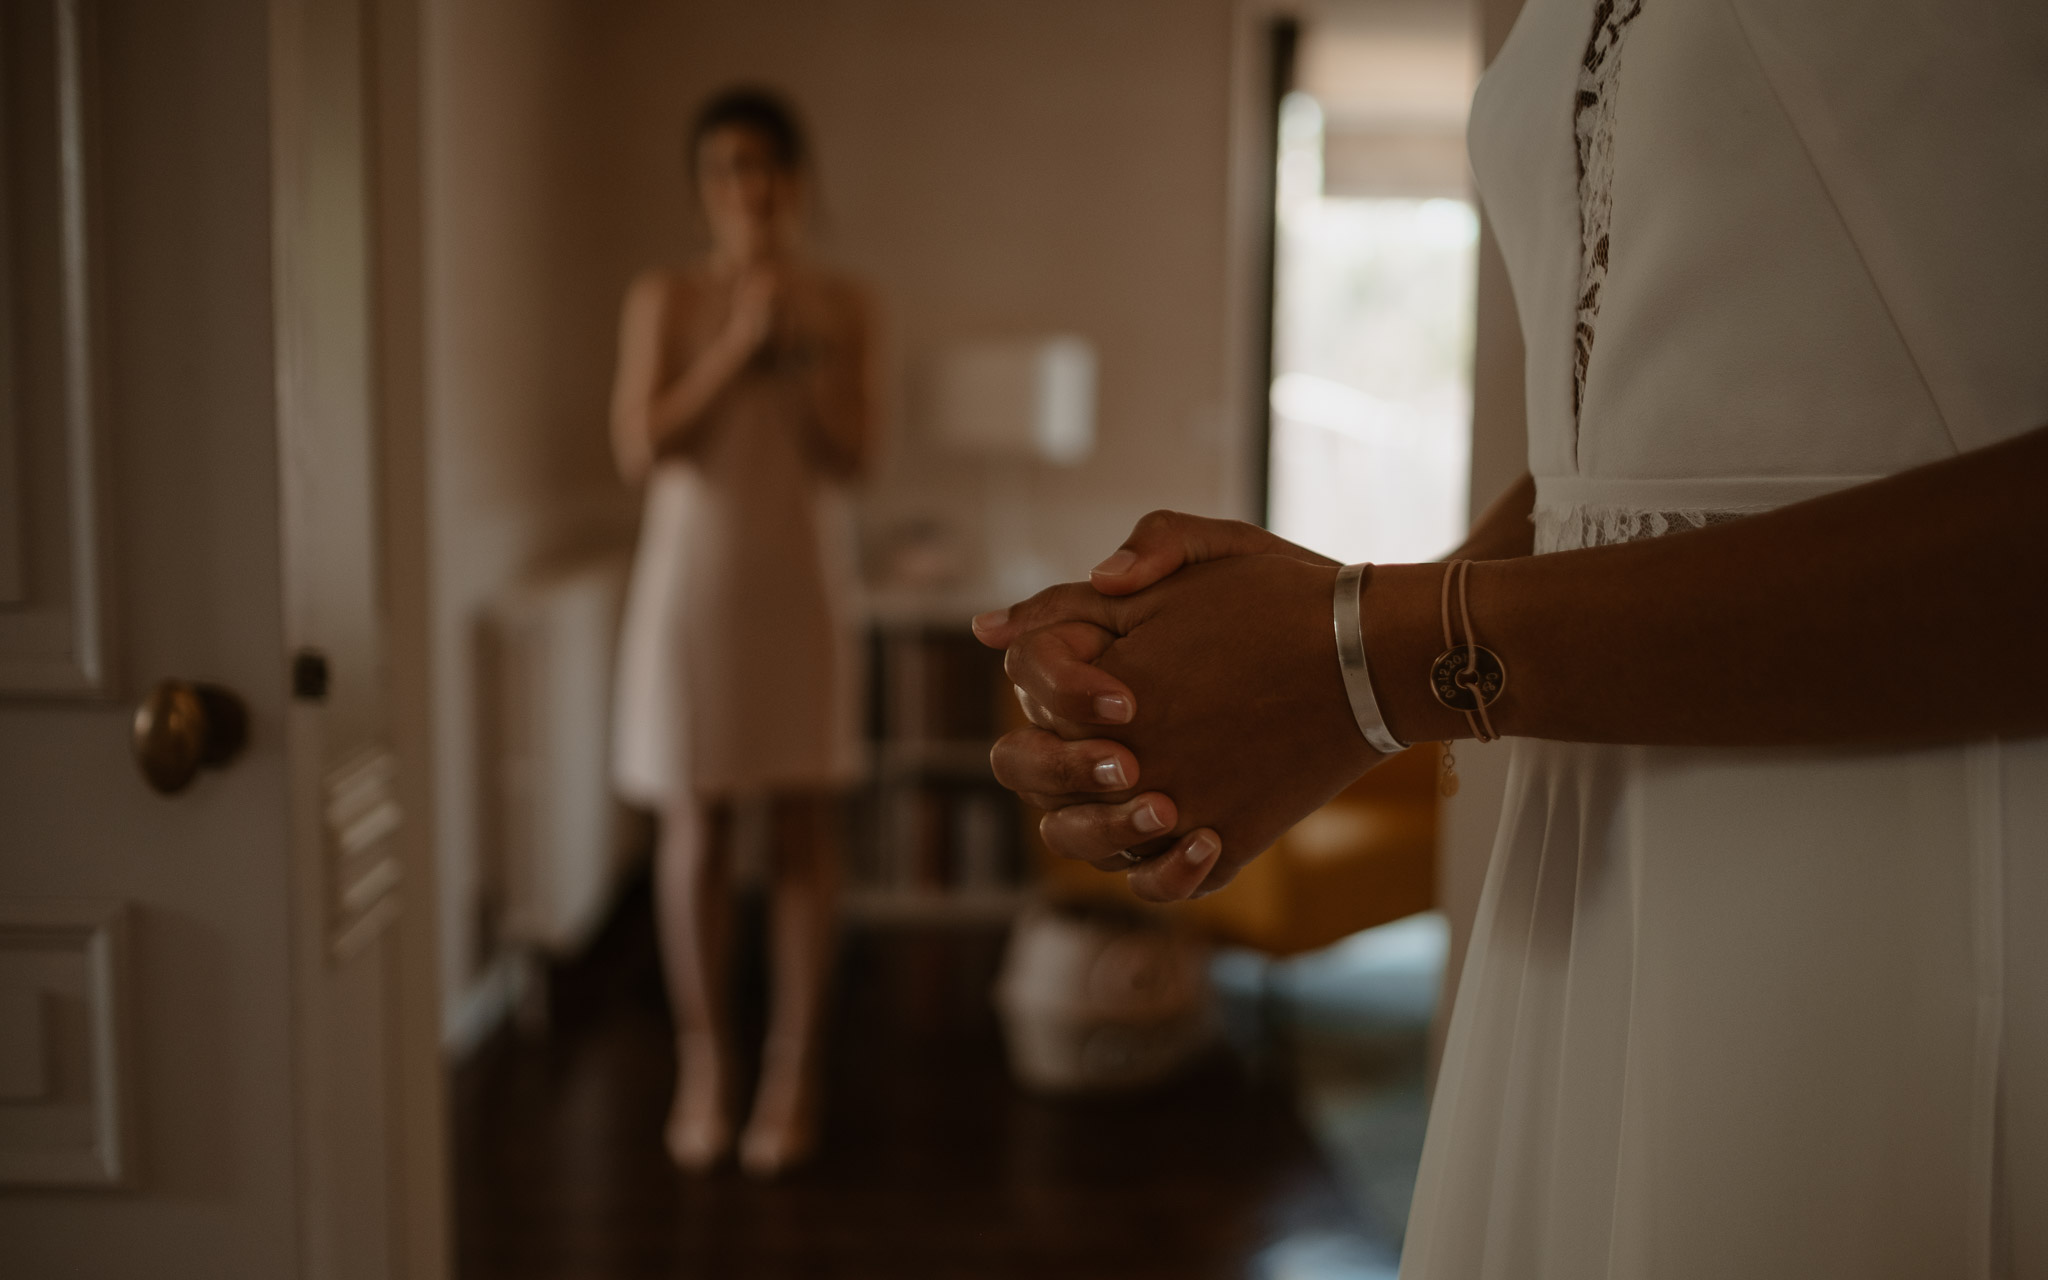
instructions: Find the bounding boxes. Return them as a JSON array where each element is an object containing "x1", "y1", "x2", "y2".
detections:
[{"x1": 0, "y1": 0, "x2": 443, "y2": 1275}]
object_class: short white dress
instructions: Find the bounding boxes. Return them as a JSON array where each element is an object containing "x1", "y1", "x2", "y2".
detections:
[
  {"x1": 1404, "y1": 3, "x2": 2048, "y2": 1277},
  {"x1": 611, "y1": 267, "x2": 866, "y2": 806}
]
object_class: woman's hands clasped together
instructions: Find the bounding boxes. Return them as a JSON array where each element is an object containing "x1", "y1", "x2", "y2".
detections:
[
  {"x1": 973, "y1": 513, "x2": 1383, "y2": 902},
  {"x1": 976, "y1": 421, "x2": 2048, "y2": 895}
]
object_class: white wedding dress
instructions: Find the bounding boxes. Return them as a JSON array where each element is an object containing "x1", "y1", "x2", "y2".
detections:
[{"x1": 1402, "y1": 2, "x2": 2048, "y2": 1277}]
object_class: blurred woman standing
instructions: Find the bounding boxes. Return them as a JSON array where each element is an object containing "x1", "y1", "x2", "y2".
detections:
[{"x1": 610, "y1": 88, "x2": 877, "y2": 1177}]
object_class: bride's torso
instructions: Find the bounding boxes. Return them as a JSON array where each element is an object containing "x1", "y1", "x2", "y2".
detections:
[
  {"x1": 1467, "y1": 0, "x2": 2048, "y2": 551},
  {"x1": 1403, "y1": 15, "x2": 2048, "y2": 1274}
]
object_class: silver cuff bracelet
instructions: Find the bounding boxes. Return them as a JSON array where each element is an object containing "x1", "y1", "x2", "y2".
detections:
[{"x1": 1333, "y1": 563, "x2": 1408, "y2": 755}]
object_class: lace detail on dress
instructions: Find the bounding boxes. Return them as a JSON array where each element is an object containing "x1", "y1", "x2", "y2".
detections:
[
  {"x1": 1535, "y1": 504, "x2": 1752, "y2": 554},
  {"x1": 1572, "y1": 0, "x2": 1644, "y2": 425}
]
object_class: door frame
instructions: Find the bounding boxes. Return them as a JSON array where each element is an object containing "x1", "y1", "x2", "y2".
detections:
[
  {"x1": 1219, "y1": 0, "x2": 1305, "y2": 525},
  {"x1": 361, "y1": 0, "x2": 451, "y2": 1273},
  {"x1": 269, "y1": 0, "x2": 450, "y2": 1271}
]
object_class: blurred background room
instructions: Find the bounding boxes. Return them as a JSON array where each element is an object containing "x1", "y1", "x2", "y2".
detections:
[
  {"x1": 430, "y1": 1, "x2": 1513, "y2": 1276},
  {"x1": 0, "y1": 0, "x2": 1527, "y2": 1276}
]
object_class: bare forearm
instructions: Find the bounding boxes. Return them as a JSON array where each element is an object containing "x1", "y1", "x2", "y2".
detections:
[
  {"x1": 641, "y1": 334, "x2": 753, "y2": 459},
  {"x1": 610, "y1": 274, "x2": 740, "y2": 483},
  {"x1": 1364, "y1": 425, "x2": 2048, "y2": 748}
]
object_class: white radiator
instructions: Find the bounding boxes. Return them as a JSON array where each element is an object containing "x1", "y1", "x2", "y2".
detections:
[{"x1": 484, "y1": 553, "x2": 639, "y2": 958}]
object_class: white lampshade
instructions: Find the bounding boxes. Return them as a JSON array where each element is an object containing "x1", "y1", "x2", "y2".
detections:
[{"x1": 930, "y1": 335, "x2": 1096, "y2": 465}]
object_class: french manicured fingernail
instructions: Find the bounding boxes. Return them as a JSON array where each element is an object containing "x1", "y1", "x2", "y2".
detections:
[
  {"x1": 1132, "y1": 799, "x2": 1169, "y2": 834},
  {"x1": 1184, "y1": 831, "x2": 1220, "y2": 865},
  {"x1": 970, "y1": 608, "x2": 1009, "y2": 635},
  {"x1": 1092, "y1": 756, "x2": 1129, "y2": 789},
  {"x1": 1091, "y1": 549, "x2": 1138, "y2": 578},
  {"x1": 1093, "y1": 693, "x2": 1133, "y2": 723}
]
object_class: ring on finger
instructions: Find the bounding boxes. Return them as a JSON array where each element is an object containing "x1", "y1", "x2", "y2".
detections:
[{"x1": 1109, "y1": 848, "x2": 1150, "y2": 871}]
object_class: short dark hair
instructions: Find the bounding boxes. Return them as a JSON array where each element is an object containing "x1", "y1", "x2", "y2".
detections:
[{"x1": 688, "y1": 86, "x2": 807, "y2": 172}]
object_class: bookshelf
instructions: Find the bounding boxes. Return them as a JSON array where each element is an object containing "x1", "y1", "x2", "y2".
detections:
[{"x1": 845, "y1": 595, "x2": 1035, "y2": 923}]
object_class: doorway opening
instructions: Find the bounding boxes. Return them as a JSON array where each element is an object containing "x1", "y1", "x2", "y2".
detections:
[{"x1": 1262, "y1": 5, "x2": 1481, "y2": 565}]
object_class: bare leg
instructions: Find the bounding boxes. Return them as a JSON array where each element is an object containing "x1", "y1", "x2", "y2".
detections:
[
  {"x1": 656, "y1": 798, "x2": 734, "y2": 1171},
  {"x1": 739, "y1": 791, "x2": 843, "y2": 1177}
]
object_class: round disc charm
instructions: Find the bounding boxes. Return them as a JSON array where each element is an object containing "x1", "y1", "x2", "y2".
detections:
[{"x1": 1430, "y1": 645, "x2": 1506, "y2": 712}]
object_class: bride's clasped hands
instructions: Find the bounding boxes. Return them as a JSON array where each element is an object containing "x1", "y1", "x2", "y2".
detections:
[
  {"x1": 972, "y1": 512, "x2": 1392, "y2": 903},
  {"x1": 974, "y1": 427, "x2": 2048, "y2": 910}
]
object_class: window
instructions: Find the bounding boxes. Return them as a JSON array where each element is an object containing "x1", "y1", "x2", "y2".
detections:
[{"x1": 1265, "y1": 9, "x2": 1480, "y2": 566}]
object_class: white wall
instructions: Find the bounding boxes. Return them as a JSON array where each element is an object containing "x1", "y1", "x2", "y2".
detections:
[
  {"x1": 425, "y1": 0, "x2": 599, "y2": 1041},
  {"x1": 422, "y1": 0, "x2": 1254, "y2": 1039}
]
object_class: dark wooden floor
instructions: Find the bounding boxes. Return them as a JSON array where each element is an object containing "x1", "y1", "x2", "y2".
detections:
[{"x1": 454, "y1": 879, "x2": 1366, "y2": 1279}]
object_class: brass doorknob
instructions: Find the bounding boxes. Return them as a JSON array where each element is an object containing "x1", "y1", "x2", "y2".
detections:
[{"x1": 132, "y1": 680, "x2": 249, "y2": 795}]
